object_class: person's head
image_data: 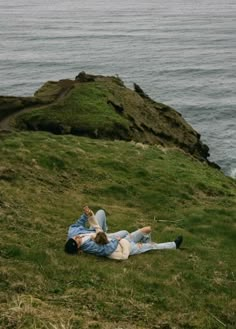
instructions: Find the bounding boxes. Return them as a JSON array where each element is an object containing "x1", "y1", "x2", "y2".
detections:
[
  {"x1": 94, "y1": 231, "x2": 109, "y2": 245},
  {"x1": 64, "y1": 236, "x2": 82, "y2": 254}
]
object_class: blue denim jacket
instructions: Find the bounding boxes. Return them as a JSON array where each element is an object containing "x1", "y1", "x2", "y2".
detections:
[{"x1": 67, "y1": 214, "x2": 119, "y2": 257}]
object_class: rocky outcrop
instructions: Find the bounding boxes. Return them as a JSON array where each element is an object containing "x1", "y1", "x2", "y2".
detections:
[{"x1": 0, "y1": 72, "x2": 218, "y2": 166}]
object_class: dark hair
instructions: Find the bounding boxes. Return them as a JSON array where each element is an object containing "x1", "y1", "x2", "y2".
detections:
[
  {"x1": 64, "y1": 238, "x2": 78, "y2": 254},
  {"x1": 94, "y1": 232, "x2": 109, "y2": 245}
]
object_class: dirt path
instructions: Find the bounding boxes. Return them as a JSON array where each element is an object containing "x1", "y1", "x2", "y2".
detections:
[
  {"x1": 0, "y1": 85, "x2": 73, "y2": 131},
  {"x1": 0, "y1": 104, "x2": 48, "y2": 131}
]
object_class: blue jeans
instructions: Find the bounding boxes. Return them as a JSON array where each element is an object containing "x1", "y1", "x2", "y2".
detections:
[
  {"x1": 126, "y1": 229, "x2": 176, "y2": 255},
  {"x1": 95, "y1": 209, "x2": 129, "y2": 239},
  {"x1": 95, "y1": 209, "x2": 108, "y2": 231}
]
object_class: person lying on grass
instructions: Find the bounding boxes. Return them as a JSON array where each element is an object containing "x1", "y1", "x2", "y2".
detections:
[
  {"x1": 94, "y1": 228, "x2": 183, "y2": 260},
  {"x1": 64, "y1": 206, "x2": 128, "y2": 257},
  {"x1": 64, "y1": 207, "x2": 183, "y2": 258}
]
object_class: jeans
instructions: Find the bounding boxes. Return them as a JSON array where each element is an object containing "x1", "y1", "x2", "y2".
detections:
[
  {"x1": 95, "y1": 209, "x2": 129, "y2": 239},
  {"x1": 95, "y1": 209, "x2": 108, "y2": 231},
  {"x1": 126, "y1": 229, "x2": 176, "y2": 255}
]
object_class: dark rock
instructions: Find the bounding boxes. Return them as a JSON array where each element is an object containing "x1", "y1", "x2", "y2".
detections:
[
  {"x1": 134, "y1": 83, "x2": 150, "y2": 99},
  {"x1": 75, "y1": 71, "x2": 96, "y2": 82},
  {"x1": 107, "y1": 100, "x2": 124, "y2": 114}
]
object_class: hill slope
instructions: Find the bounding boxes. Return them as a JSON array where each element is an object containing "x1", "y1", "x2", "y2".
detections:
[{"x1": 0, "y1": 131, "x2": 236, "y2": 329}]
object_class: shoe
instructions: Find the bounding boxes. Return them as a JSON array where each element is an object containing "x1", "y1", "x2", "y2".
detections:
[{"x1": 175, "y1": 236, "x2": 183, "y2": 249}]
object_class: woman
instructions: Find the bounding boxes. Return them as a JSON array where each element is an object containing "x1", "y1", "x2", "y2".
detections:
[{"x1": 94, "y1": 227, "x2": 183, "y2": 260}]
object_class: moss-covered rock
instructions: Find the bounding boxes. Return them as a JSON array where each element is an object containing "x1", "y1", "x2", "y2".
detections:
[{"x1": 0, "y1": 72, "x2": 214, "y2": 165}]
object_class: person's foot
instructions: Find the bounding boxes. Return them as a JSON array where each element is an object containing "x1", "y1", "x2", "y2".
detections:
[{"x1": 175, "y1": 236, "x2": 183, "y2": 249}]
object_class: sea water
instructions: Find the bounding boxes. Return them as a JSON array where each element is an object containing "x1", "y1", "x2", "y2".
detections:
[{"x1": 0, "y1": 0, "x2": 235, "y2": 177}]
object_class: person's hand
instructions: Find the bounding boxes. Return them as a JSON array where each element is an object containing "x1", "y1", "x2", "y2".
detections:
[
  {"x1": 115, "y1": 236, "x2": 121, "y2": 241},
  {"x1": 83, "y1": 205, "x2": 93, "y2": 216}
]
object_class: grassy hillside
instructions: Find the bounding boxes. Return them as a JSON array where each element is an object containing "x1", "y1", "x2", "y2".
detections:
[{"x1": 0, "y1": 131, "x2": 236, "y2": 329}]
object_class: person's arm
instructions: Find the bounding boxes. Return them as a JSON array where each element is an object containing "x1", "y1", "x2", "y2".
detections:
[
  {"x1": 67, "y1": 207, "x2": 98, "y2": 239},
  {"x1": 108, "y1": 239, "x2": 130, "y2": 260},
  {"x1": 100, "y1": 239, "x2": 120, "y2": 256},
  {"x1": 74, "y1": 213, "x2": 88, "y2": 227},
  {"x1": 74, "y1": 206, "x2": 93, "y2": 227},
  {"x1": 81, "y1": 238, "x2": 119, "y2": 256}
]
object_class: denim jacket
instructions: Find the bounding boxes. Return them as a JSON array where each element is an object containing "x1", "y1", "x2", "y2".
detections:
[{"x1": 67, "y1": 214, "x2": 119, "y2": 257}]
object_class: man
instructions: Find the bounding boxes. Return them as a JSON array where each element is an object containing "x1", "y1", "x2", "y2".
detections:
[{"x1": 64, "y1": 206, "x2": 128, "y2": 256}]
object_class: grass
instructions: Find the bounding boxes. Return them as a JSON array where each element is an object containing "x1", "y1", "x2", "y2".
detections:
[
  {"x1": 15, "y1": 82, "x2": 130, "y2": 138},
  {"x1": 0, "y1": 131, "x2": 236, "y2": 329}
]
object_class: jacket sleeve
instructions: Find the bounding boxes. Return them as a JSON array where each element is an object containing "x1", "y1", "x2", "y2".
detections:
[
  {"x1": 75, "y1": 213, "x2": 88, "y2": 227},
  {"x1": 100, "y1": 239, "x2": 119, "y2": 256},
  {"x1": 81, "y1": 238, "x2": 119, "y2": 256},
  {"x1": 67, "y1": 213, "x2": 96, "y2": 239}
]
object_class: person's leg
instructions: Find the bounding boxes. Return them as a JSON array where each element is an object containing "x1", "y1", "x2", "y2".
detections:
[
  {"x1": 95, "y1": 209, "x2": 108, "y2": 232},
  {"x1": 129, "y1": 240, "x2": 176, "y2": 256},
  {"x1": 107, "y1": 230, "x2": 129, "y2": 239},
  {"x1": 128, "y1": 227, "x2": 152, "y2": 243},
  {"x1": 94, "y1": 210, "x2": 128, "y2": 238}
]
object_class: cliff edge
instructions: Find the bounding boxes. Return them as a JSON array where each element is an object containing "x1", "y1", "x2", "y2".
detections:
[{"x1": 0, "y1": 72, "x2": 216, "y2": 166}]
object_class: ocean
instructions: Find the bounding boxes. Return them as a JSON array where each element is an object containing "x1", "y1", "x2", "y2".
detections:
[{"x1": 0, "y1": 0, "x2": 235, "y2": 177}]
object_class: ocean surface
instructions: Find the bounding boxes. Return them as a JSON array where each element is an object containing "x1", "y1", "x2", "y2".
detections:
[{"x1": 0, "y1": 0, "x2": 235, "y2": 177}]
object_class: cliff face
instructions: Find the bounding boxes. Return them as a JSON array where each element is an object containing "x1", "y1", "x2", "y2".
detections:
[{"x1": 0, "y1": 72, "x2": 214, "y2": 165}]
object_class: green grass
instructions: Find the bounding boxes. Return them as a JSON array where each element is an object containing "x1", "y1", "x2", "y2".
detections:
[
  {"x1": 15, "y1": 82, "x2": 130, "y2": 137},
  {"x1": 34, "y1": 81, "x2": 64, "y2": 102},
  {"x1": 0, "y1": 131, "x2": 236, "y2": 329}
]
